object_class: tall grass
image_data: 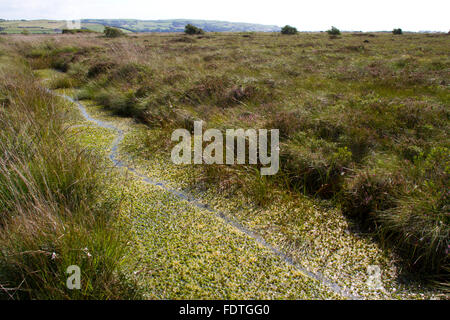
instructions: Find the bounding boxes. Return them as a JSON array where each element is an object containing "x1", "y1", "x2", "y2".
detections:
[{"x1": 0, "y1": 59, "x2": 139, "y2": 299}]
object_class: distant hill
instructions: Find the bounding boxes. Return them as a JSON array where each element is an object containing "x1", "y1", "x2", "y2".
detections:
[
  {"x1": 0, "y1": 20, "x2": 105, "y2": 34},
  {"x1": 0, "y1": 19, "x2": 281, "y2": 34},
  {"x1": 82, "y1": 19, "x2": 280, "y2": 33}
]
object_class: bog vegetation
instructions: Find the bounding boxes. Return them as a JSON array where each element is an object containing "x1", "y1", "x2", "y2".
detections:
[{"x1": 0, "y1": 29, "x2": 449, "y2": 294}]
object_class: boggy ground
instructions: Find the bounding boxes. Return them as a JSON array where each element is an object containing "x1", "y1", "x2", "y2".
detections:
[
  {"x1": 1, "y1": 31, "x2": 448, "y2": 298},
  {"x1": 38, "y1": 67, "x2": 445, "y2": 299},
  {"x1": 43, "y1": 82, "x2": 342, "y2": 299}
]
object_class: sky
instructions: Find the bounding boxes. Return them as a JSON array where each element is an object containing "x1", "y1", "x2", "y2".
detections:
[{"x1": 1, "y1": 0, "x2": 449, "y2": 32}]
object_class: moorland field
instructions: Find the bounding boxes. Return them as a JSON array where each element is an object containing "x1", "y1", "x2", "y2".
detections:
[{"x1": 0, "y1": 31, "x2": 448, "y2": 299}]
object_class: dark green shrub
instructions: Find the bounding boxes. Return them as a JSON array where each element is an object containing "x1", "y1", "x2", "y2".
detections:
[
  {"x1": 393, "y1": 28, "x2": 403, "y2": 35},
  {"x1": 327, "y1": 26, "x2": 341, "y2": 36},
  {"x1": 184, "y1": 24, "x2": 204, "y2": 35},
  {"x1": 62, "y1": 29, "x2": 95, "y2": 34},
  {"x1": 104, "y1": 27, "x2": 125, "y2": 38},
  {"x1": 281, "y1": 25, "x2": 298, "y2": 35},
  {"x1": 62, "y1": 29, "x2": 76, "y2": 34}
]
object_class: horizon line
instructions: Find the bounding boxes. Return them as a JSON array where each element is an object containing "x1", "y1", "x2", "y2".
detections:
[{"x1": 1, "y1": 18, "x2": 448, "y2": 33}]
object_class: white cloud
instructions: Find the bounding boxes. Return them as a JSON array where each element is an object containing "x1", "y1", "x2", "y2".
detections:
[{"x1": 0, "y1": 0, "x2": 448, "y2": 31}]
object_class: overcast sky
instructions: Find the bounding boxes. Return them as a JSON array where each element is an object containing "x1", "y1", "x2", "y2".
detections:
[{"x1": 1, "y1": 0, "x2": 448, "y2": 31}]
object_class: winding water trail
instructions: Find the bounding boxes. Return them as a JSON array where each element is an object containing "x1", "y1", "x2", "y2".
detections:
[{"x1": 54, "y1": 91, "x2": 360, "y2": 300}]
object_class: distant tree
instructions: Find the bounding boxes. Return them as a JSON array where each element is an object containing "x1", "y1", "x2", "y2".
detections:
[
  {"x1": 62, "y1": 29, "x2": 95, "y2": 34},
  {"x1": 327, "y1": 26, "x2": 341, "y2": 35},
  {"x1": 104, "y1": 26, "x2": 124, "y2": 38},
  {"x1": 184, "y1": 24, "x2": 204, "y2": 35},
  {"x1": 281, "y1": 25, "x2": 298, "y2": 35},
  {"x1": 393, "y1": 28, "x2": 403, "y2": 35},
  {"x1": 62, "y1": 29, "x2": 75, "y2": 34}
]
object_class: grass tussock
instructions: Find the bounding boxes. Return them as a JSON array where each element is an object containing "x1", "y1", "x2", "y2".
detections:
[{"x1": 0, "y1": 61, "x2": 139, "y2": 299}]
